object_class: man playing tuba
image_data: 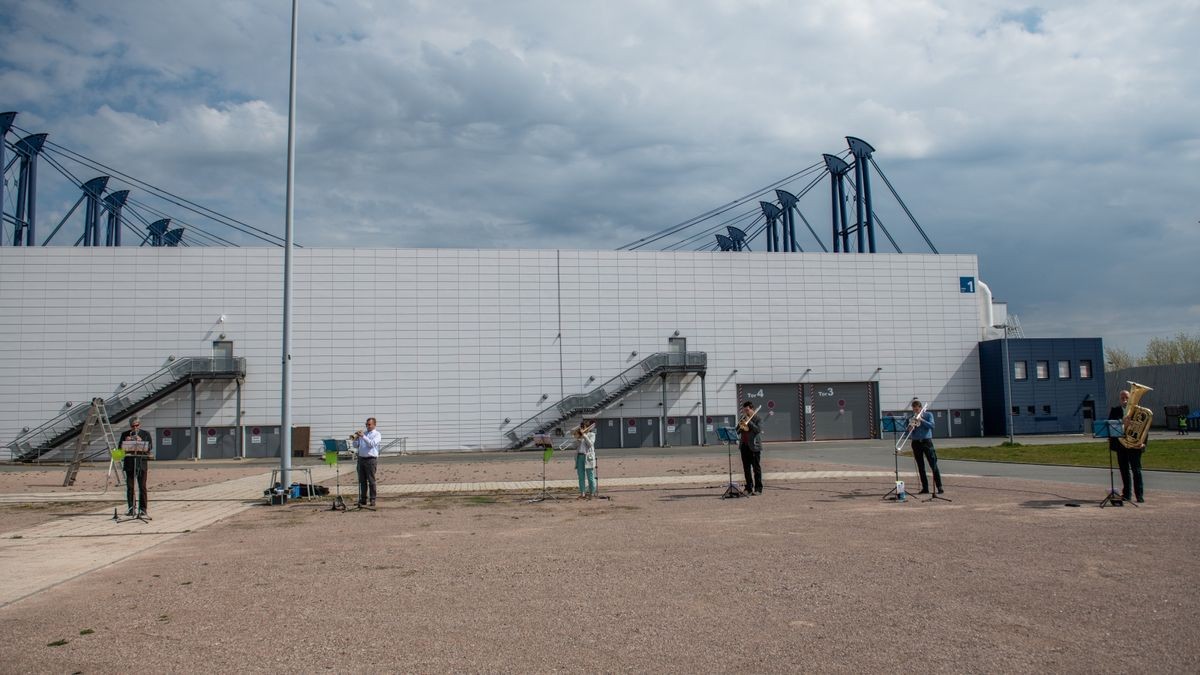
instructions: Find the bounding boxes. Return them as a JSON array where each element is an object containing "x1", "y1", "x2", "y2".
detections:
[{"x1": 1108, "y1": 389, "x2": 1148, "y2": 503}]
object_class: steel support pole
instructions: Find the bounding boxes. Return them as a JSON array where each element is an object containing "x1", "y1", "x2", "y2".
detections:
[
  {"x1": 700, "y1": 372, "x2": 707, "y2": 446},
  {"x1": 279, "y1": 0, "x2": 299, "y2": 490},
  {"x1": 1003, "y1": 326, "x2": 1014, "y2": 443},
  {"x1": 660, "y1": 373, "x2": 667, "y2": 448},
  {"x1": 853, "y1": 159, "x2": 866, "y2": 253},
  {"x1": 190, "y1": 380, "x2": 199, "y2": 460},
  {"x1": 236, "y1": 378, "x2": 244, "y2": 459}
]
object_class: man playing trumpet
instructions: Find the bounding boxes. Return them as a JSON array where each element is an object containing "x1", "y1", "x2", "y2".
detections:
[
  {"x1": 738, "y1": 401, "x2": 764, "y2": 495},
  {"x1": 352, "y1": 417, "x2": 381, "y2": 507}
]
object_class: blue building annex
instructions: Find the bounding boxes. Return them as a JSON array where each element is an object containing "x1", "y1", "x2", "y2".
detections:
[{"x1": 979, "y1": 337, "x2": 1107, "y2": 436}]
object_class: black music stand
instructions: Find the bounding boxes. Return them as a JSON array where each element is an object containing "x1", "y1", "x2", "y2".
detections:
[
  {"x1": 1095, "y1": 420, "x2": 1135, "y2": 508},
  {"x1": 526, "y1": 434, "x2": 560, "y2": 503},
  {"x1": 322, "y1": 440, "x2": 348, "y2": 511},
  {"x1": 716, "y1": 426, "x2": 746, "y2": 498},
  {"x1": 880, "y1": 415, "x2": 910, "y2": 502}
]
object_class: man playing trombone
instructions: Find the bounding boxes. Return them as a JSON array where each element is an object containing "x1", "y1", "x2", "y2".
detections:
[
  {"x1": 352, "y1": 417, "x2": 381, "y2": 507},
  {"x1": 907, "y1": 400, "x2": 943, "y2": 494},
  {"x1": 738, "y1": 401, "x2": 764, "y2": 495},
  {"x1": 572, "y1": 419, "x2": 598, "y2": 499}
]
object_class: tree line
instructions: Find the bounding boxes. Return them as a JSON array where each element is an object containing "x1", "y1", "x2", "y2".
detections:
[{"x1": 1106, "y1": 332, "x2": 1200, "y2": 370}]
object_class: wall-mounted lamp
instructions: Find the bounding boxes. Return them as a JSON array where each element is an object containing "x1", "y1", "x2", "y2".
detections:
[
  {"x1": 119, "y1": 382, "x2": 127, "y2": 388},
  {"x1": 218, "y1": 333, "x2": 227, "y2": 340},
  {"x1": 167, "y1": 355, "x2": 176, "y2": 362},
  {"x1": 22, "y1": 426, "x2": 30, "y2": 433},
  {"x1": 804, "y1": 368, "x2": 812, "y2": 373},
  {"x1": 875, "y1": 367, "x2": 883, "y2": 372},
  {"x1": 503, "y1": 417, "x2": 511, "y2": 424},
  {"x1": 630, "y1": 351, "x2": 638, "y2": 357},
  {"x1": 732, "y1": 369, "x2": 738, "y2": 374},
  {"x1": 586, "y1": 375, "x2": 596, "y2": 384},
  {"x1": 673, "y1": 330, "x2": 680, "y2": 337},
  {"x1": 218, "y1": 314, "x2": 226, "y2": 324},
  {"x1": 64, "y1": 401, "x2": 73, "y2": 407},
  {"x1": 540, "y1": 394, "x2": 548, "y2": 401}
]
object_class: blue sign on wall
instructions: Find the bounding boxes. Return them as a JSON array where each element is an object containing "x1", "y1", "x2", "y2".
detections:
[{"x1": 960, "y1": 276, "x2": 975, "y2": 293}]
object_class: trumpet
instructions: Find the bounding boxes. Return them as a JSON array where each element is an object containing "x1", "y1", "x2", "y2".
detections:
[
  {"x1": 349, "y1": 430, "x2": 363, "y2": 441},
  {"x1": 737, "y1": 406, "x2": 761, "y2": 432}
]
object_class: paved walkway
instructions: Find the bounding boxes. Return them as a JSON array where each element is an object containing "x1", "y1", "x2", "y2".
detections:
[{"x1": 0, "y1": 467, "x2": 915, "y2": 608}]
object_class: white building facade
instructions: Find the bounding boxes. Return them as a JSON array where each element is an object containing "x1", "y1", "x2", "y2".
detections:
[{"x1": 1, "y1": 247, "x2": 989, "y2": 458}]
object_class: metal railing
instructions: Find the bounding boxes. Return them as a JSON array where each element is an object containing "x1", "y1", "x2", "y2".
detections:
[
  {"x1": 505, "y1": 351, "x2": 707, "y2": 449},
  {"x1": 7, "y1": 356, "x2": 246, "y2": 462}
]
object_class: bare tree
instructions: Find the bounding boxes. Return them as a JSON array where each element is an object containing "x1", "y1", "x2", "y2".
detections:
[
  {"x1": 1106, "y1": 346, "x2": 1135, "y2": 370},
  {"x1": 1113, "y1": 332, "x2": 1200, "y2": 367}
]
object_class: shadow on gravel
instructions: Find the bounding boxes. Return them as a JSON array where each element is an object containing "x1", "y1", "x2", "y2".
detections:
[
  {"x1": 659, "y1": 492, "x2": 725, "y2": 500},
  {"x1": 1020, "y1": 499, "x2": 1087, "y2": 509}
]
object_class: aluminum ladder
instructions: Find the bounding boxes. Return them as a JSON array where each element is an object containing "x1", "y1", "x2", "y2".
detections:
[{"x1": 63, "y1": 398, "x2": 121, "y2": 487}]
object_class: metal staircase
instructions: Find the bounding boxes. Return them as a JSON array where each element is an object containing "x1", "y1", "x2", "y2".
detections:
[
  {"x1": 8, "y1": 356, "x2": 246, "y2": 463},
  {"x1": 505, "y1": 351, "x2": 707, "y2": 450}
]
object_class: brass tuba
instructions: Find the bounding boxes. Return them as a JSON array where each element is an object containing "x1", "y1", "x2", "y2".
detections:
[{"x1": 1119, "y1": 381, "x2": 1154, "y2": 449}]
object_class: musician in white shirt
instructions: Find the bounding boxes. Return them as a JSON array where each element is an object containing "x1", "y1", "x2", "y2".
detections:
[{"x1": 352, "y1": 417, "x2": 381, "y2": 507}]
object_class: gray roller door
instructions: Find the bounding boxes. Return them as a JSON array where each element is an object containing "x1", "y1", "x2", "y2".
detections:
[
  {"x1": 738, "y1": 383, "x2": 804, "y2": 442},
  {"x1": 806, "y1": 382, "x2": 875, "y2": 441},
  {"x1": 245, "y1": 425, "x2": 282, "y2": 458},
  {"x1": 949, "y1": 409, "x2": 982, "y2": 437},
  {"x1": 199, "y1": 426, "x2": 238, "y2": 459},
  {"x1": 703, "y1": 415, "x2": 735, "y2": 445},
  {"x1": 595, "y1": 418, "x2": 623, "y2": 449},
  {"x1": 663, "y1": 415, "x2": 698, "y2": 446},
  {"x1": 624, "y1": 417, "x2": 660, "y2": 448},
  {"x1": 155, "y1": 427, "x2": 194, "y2": 461}
]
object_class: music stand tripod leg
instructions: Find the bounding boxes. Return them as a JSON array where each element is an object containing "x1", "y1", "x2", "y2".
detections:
[
  {"x1": 1098, "y1": 442, "x2": 1136, "y2": 508},
  {"x1": 721, "y1": 436, "x2": 745, "y2": 499}
]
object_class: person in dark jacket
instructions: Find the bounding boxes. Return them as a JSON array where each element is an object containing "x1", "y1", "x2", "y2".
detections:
[
  {"x1": 738, "y1": 401, "x2": 764, "y2": 495},
  {"x1": 117, "y1": 416, "x2": 153, "y2": 517},
  {"x1": 1108, "y1": 390, "x2": 1147, "y2": 503}
]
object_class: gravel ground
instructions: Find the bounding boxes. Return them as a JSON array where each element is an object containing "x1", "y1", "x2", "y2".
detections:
[{"x1": 0, "y1": 457, "x2": 1197, "y2": 674}]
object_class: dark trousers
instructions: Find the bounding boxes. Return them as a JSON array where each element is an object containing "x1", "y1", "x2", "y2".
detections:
[
  {"x1": 123, "y1": 456, "x2": 148, "y2": 511},
  {"x1": 911, "y1": 439, "x2": 942, "y2": 492},
  {"x1": 1116, "y1": 447, "x2": 1144, "y2": 500},
  {"x1": 739, "y1": 446, "x2": 762, "y2": 493},
  {"x1": 356, "y1": 456, "x2": 378, "y2": 504}
]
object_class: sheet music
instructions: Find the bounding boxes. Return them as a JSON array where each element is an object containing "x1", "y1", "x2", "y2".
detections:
[{"x1": 123, "y1": 438, "x2": 150, "y2": 455}]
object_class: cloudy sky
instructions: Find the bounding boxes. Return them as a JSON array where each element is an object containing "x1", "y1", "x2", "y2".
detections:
[{"x1": 2, "y1": 0, "x2": 1197, "y2": 354}]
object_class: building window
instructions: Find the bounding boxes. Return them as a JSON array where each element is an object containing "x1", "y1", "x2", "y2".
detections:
[
  {"x1": 1012, "y1": 406, "x2": 1020, "y2": 416},
  {"x1": 1027, "y1": 406, "x2": 1035, "y2": 415},
  {"x1": 1058, "y1": 360, "x2": 1071, "y2": 379},
  {"x1": 1079, "y1": 360, "x2": 1093, "y2": 379},
  {"x1": 1036, "y1": 361, "x2": 1049, "y2": 380},
  {"x1": 1014, "y1": 361, "x2": 1027, "y2": 380},
  {"x1": 1042, "y1": 405, "x2": 1052, "y2": 415}
]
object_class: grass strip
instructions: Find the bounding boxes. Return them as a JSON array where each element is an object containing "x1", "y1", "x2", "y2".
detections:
[{"x1": 934, "y1": 439, "x2": 1200, "y2": 472}]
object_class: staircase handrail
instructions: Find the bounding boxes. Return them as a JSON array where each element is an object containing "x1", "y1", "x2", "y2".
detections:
[
  {"x1": 505, "y1": 351, "x2": 706, "y2": 446},
  {"x1": 7, "y1": 356, "x2": 246, "y2": 461}
]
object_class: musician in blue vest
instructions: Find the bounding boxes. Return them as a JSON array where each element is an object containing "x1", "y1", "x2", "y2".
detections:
[{"x1": 908, "y1": 400, "x2": 943, "y2": 494}]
